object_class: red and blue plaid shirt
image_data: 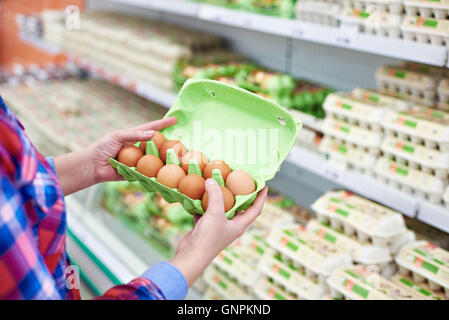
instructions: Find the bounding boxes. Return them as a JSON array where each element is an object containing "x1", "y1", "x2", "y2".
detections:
[{"x1": 0, "y1": 96, "x2": 187, "y2": 300}]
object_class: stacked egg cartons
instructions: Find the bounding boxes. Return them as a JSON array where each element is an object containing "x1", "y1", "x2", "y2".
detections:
[
  {"x1": 258, "y1": 223, "x2": 352, "y2": 300},
  {"x1": 378, "y1": 105, "x2": 449, "y2": 203},
  {"x1": 396, "y1": 241, "x2": 449, "y2": 299},
  {"x1": 327, "y1": 266, "x2": 433, "y2": 299},
  {"x1": 203, "y1": 231, "x2": 269, "y2": 300},
  {"x1": 438, "y1": 78, "x2": 449, "y2": 112},
  {"x1": 1, "y1": 80, "x2": 163, "y2": 154},
  {"x1": 339, "y1": 0, "x2": 404, "y2": 38},
  {"x1": 311, "y1": 191, "x2": 415, "y2": 270},
  {"x1": 295, "y1": 0, "x2": 342, "y2": 27},
  {"x1": 41, "y1": 10, "x2": 65, "y2": 45},
  {"x1": 47, "y1": 11, "x2": 221, "y2": 91},
  {"x1": 320, "y1": 90, "x2": 403, "y2": 174},
  {"x1": 376, "y1": 65, "x2": 440, "y2": 106},
  {"x1": 402, "y1": 0, "x2": 449, "y2": 47}
]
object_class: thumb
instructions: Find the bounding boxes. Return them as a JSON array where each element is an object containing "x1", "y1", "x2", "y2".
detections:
[{"x1": 204, "y1": 179, "x2": 224, "y2": 216}]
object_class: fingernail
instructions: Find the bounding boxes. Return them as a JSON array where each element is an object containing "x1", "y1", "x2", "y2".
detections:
[
  {"x1": 144, "y1": 130, "x2": 154, "y2": 137},
  {"x1": 206, "y1": 179, "x2": 216, "y2": 187}
]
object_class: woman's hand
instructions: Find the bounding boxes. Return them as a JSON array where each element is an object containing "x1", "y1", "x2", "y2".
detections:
[
  {"x1": 170, "y1": 179, "x2": 269, "y2": 287},
  {"x1": 89, "y1": 118, "x2": 177, "y2": 183},
  {"x1": 54, "y1": 117, "x2": 177, "y2": 196}
]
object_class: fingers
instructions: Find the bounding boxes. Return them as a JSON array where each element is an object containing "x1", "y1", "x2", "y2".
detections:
[
  {"x1": 231, "y1": 186, "x2": 268, "y2": 230},
  {"x1": 135, "y1": 117, "x2": 177, "y2": 132},
  {"x1": 204, "y1": 179, "x2": 224, "y2": 216},
  {"x1": 113, "y1": 128, "x2": 154, "y2": 144}
]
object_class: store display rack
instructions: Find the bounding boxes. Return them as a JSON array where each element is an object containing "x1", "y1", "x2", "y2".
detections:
[
  {"x1": 20, "y1": 32, "x2": 449, "y2": 235},
  {"x1": 103, "y1": 0, "x2": 447, "y2": 67}
]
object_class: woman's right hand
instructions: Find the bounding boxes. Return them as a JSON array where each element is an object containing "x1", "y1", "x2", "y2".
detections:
[{"x1": 170, "y1": 179, "x2": 268, "y2": 287}]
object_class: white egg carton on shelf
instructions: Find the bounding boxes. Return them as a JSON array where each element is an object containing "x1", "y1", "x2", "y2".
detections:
[
  {"x1": 351, "y1": 88, "x2": 412, "y2": 110},
  {"x1": 267, "y1": 225, "x2": 353, "y2": 287},
  {"x1": 321, "y1": 117, "x2": 383, "y2": 155},
  {"x1": 443, "y1": 185, "x2": 449, "y2": 209},
  {"x1": 257, "y1": 251, "x2": 327, "y2": 299},
  {"x1": 391, "y1": 274, "x2": 448, "y2": 300},
  {"x1": 339, "y1": 6, "x2": 403, "y2": 38},
  {"x1": 396, "y1": 241, "x2": 449, "y2": 299},
  {"x1": 381, "y1": 135, "x2": 449, "y2": 178},
  {"x1": 342, "y1": 0, "x2": 404, "y2": 14},
  {"x1": 327, "y1": 266, "x2": 426, "y2": 300},
  {"x1": 401, "y1": 15, "x2": 449, "y2": 48},
  {"x1": 438, "y1": 78, "x2": 449, "y2": 104},
  {"x1": 323, "y1": 93, "x2": 390, "y2": 129},
  {"x1": 253, "y1": 277, "x2": 298, "y2": 300},
  {"x1": 318, "y1": 136, "x2": 378, "y2": 173},
  {"x1": 203, "y1": 266, "x2": 253, "y2": 300},
  {"x1": 374, "y1": 157, "x2": 446, "y2": 203},
  {"x1": 306, "y1": 220, "x2": 397, "y2": 277},
  {"x1": 382, "y1": 106, "x2": 449, "y2": 151},
  {"x1": 251, "y1": 203, "x2": 295, "y2": 232},
  {"x1": 404, "y1": 0, "x2": 449, "y2": 19},
  {"x1": 295, "y1": 0, "x2": 342, "y2": 27},
  {"x1": 376, "y1": 65, "x2": 438, "y2": 106},
  {"x1": 311, "y1": 191, "x2": 410, "y2": 250}
]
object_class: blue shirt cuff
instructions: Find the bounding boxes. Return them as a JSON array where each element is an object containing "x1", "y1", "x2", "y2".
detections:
[{"x1": 140, "y1": 262, "x2": 188, "y2": 300}]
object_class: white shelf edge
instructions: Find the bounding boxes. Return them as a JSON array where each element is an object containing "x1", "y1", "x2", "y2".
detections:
[
  {"x1": 417, "y1": 201, "x2": 449, "y2": 234},
  {"x1": 287, "y1": 145, "x2": 419, "y2": 217},
  {"x1": 103, "y1": 0, "x2": 447, "y2": 66}
]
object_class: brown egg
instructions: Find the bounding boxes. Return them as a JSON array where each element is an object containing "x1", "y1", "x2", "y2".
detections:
[
  {"x1": 117, "y1": 145, "x2": 144, "y2": 167},
  {"x1": 203, "y1": 160, "x2": 232, "y2": 180},
  {"x1": 202, "y1": 186, "x2": 235, "y2": 212},
  {"x1": 140, "y1": 131, "x2": 166, "y2": 153},
  {"x1": 160, "y1": 140, "x2": 187, "y2": 163},
  {"x1": 178, "y1": 175, "x2": 206, "y2": 200},
  {"x1": 181, "y1": 151, "x2": 208, "y2": 174},
  {"x1": 136, "y1": 155, "x2": 164, "y2": 178},
  {"x1": 226, "y1": 170, "x2": 256, "y2": 195},
  {"x1": 156, "y1": 164, "x2": 186, "y2": 188}
]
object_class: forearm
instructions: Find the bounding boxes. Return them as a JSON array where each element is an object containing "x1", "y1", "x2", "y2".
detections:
[{"x1": 54, "y1": 149, "x2": 96, "y2": 196}]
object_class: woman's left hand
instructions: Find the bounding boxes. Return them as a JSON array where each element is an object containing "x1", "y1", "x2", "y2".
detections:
[
  {"x1": 54, "y1": 117, "x2": 177, "y2": 196},
  {"x1": 89, "y1": 117, "x2": 177, "y2": 183}
]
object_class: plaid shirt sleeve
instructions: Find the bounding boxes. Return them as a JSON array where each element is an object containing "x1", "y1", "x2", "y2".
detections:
[{"x1": 0, "y1": 96, "x2": 177, "y2": 300}]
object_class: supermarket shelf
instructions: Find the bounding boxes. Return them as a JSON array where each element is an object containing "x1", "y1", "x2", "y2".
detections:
[
  {"x1": 287, "y1": 146, "x2": 419, "y2": 217},
  {"x1": 102, "y1": 0, "x2": 448, "y2": 66},
  {"x1": 20, "y1": 33, "x2": 177, "y2": 109},
  {"x1": 418, "y1": 202, "x2": 449, "y2": 235}
]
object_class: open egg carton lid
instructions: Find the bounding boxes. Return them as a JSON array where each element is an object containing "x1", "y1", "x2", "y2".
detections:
[
  {"x1": 396, "y1": 241, "x2": 449, "y2": 293},
  {"x1": 311, "y1": 190, "x2": 407, "y2": 239},
  {"x1": 253, "y1": 276, "x2": 298, "y2": 300},
  {"x1": 267, "y1": 224, "x2": 352, "y2": 278},
  {"x1": 257, "y1": 251, "x2": 328, "y2": 300},
  {"x1": 327, "y1": 266, "x2": 426, "y2": 300},
  {"x1": 250, "y1": 202, "x2": 296, "y2": 232},
  {"x1": 203, "y1": 266, "x2": 253, "y2": 300},
  {"x1": 306, "y1": 220, "x2": 393, "y2": 266}
]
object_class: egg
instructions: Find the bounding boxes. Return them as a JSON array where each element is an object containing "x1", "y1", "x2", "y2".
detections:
[
  {"x1": 160, "y1": 140, "x2": 187, "y2": 163},
  {"x1": 140, "y1": 131, "x2": 166, "y2": 153},
  {"x1": 226, "y1": 170, "x2": 256, "y2": 195},
  {"x1": 117, "y1": 145, "x2": 144, "y2": 167},
  {"x1": 156, "y1": 164, "x2": 186, "y2": 188},
  {"x1": 181, "y1": 151, "x2": 208, "y2": 174},
  {"x1": 203, "y1": 160, "x2": 232, "y2": 180},
  {"x1": 202, "y1": 186, "x2": 235, "y2": 212},
  {"x1": 178, "y1": 175, "x2": 206, "y2": 200},
  {"x1": 136, "y1": 155, "x2": 164, "y2": 178}
]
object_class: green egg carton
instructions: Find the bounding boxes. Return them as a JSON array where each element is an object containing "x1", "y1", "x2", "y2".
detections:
[{"x1": 110, "y1": 79, "x2": 301, "y2": 218}]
